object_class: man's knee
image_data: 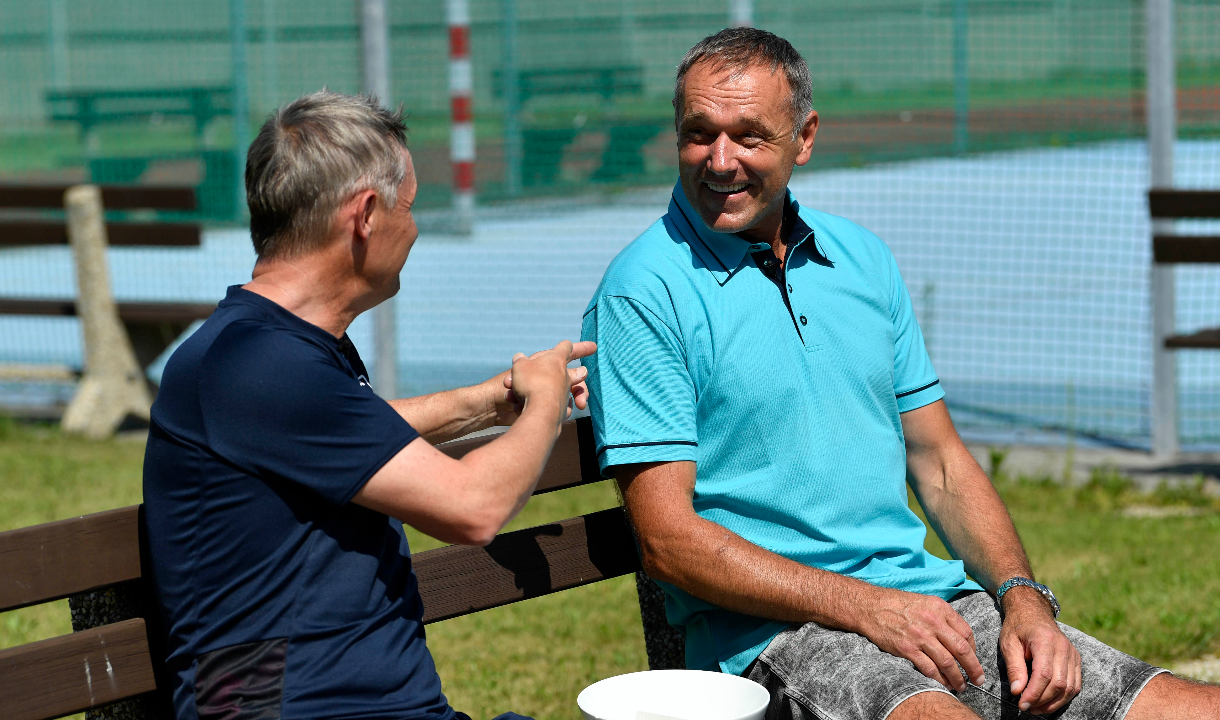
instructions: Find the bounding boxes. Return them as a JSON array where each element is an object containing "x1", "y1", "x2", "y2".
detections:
[
  {"x1": 888, "y1": 690, "x2": 979, "y2": 720},
  {"x1": 1127, "y1": 673, "x2": 1220, "y2": 720}
]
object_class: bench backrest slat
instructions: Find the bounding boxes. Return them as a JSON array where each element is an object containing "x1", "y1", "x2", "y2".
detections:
[
  {"x1": 0, "y1": 185, "x2": 197, "y2": 211},
  {"x1": 0, "y1": 300, "x2": 215, "y2": 324},
  {"x1": 1153, "y1": 236, "x2": 1220, "y2": 263},
  {"x1": 415, "y1": 507, "x2": 639, "y2": 624},
  {"x1": 0, "y1": 506, "x2": 142, "y2": 613},
  {"x1": 1148, "y1": 189, "x2": 1220, "y2": 219},
  {"x1": 0, "y1": 220, "x2": 201, "y2": 247},
  {"x1": 0, "y1": 618, "x2": 157, "y2": 720}
]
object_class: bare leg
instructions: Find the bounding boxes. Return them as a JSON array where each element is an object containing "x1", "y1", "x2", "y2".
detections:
[
  {"x1": 888, "y1": 690, "x2": 980, "y2": 720},
  {"x1": 1127, "y1": 673, "x2": 1220, "y2": 719}
]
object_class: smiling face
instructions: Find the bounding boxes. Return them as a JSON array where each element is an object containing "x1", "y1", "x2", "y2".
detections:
[{"x1": 676, "y1": 60, "x2": 817, "y2": 244}]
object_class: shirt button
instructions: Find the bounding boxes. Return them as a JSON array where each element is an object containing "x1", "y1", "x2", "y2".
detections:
[
  {"x1": 787, "y1": 283, "x2": 793, "y2": 293},
  {"x1": 799, "y1": 315, "x2": 808, "y2": 326}
]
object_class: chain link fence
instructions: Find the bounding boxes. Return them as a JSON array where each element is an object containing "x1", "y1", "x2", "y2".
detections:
[{"x1": 0, "y1": 0, "x2": 1217, "y2": 448}]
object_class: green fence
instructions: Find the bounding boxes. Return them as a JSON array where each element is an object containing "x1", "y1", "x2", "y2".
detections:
[{"x1": 0, "y1": 0, "x2": 1218, "y2": 448}]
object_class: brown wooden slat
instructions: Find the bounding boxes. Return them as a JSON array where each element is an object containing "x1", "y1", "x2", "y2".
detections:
[
  {"x1": 0, "y1": 220, "x2": 200, "y2": 247},
  {"x1": 0, "y1": 185, "x2": 196, "y2": 210},
  {"x1": 437, "y1": 416, "x2": 602, "y2": 495},
  {"x1": 1153, "y1": 236, "x2": 1220, "y2": 263},
  {"x1": 0, "y1": 299, "x2": 214, "y2": 324},
  {"x1": 1149, "y1": 189, "x2": 1220, "y2": 219},
  {"x1": 415, "y1": 507, "x2": 639, "y2": 624},
  {"x1": 1166, "y1": 328, "x2": 1220, "y2": 349},
  {"x1": 0, "y1": 506, "x2": 142, "y2": 613},
  {"x1": 0, "y1": 618, "x2": 157, "y2": 720}
]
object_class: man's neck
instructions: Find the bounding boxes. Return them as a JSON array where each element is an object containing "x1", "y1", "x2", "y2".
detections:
[
  {"x1": 739, "y1": 199, "x2": 797, "y2": 264},
  {"x1": 244, "y1": 252, "x2": 369, "y2": 338}
]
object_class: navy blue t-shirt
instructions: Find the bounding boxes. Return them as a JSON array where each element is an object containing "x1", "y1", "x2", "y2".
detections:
[{"x1": 143, "y1": 286, "x2": 452, "y2": 720}]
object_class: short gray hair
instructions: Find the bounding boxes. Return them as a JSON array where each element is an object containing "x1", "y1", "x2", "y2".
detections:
[
  {"x1": 673, "y1": 28, "x2": 813, "y2": 141},
  {"x1": 246, "y1": 90, "x2": 409, "y2": 259}
]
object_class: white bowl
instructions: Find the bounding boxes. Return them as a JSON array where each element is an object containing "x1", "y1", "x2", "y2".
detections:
[{"x1": 578, "y1": 669, "x2": 770, "y2": 720}]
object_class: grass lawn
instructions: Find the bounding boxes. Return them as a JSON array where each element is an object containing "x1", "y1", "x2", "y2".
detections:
[{"x1": 1, "y1": 422, "x2": 1218, "y2": 719}]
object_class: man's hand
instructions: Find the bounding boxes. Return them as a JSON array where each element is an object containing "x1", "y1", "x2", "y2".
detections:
[
  {"x1": 999, "y1": 587, "x2": 1081, "y2": 715},
  {"x1": 859, "y1": 587, "x2": 985, "y2": 692},
  {"x1": 497, "y1": 340, "x2": 595, "y2": 423}
]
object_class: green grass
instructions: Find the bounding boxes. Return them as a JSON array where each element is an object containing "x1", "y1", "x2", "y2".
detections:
[{"x1": 1, "y1": 423, "x2": 1218, "y2": 717}]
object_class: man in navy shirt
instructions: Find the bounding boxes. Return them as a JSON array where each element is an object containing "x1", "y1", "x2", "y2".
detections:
[{"x1": 143, "y1": 91, "x2": 593, "y2": 720}]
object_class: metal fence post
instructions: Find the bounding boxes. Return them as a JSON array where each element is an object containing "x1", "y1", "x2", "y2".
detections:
[
  {"x1": 230, "y1": 0, "x2": 250, "y2": 221},
  {"x1": 730, "y1": 0, "x2": 753, "y2": 28},
  {"x1": 48, "y1": 0, "x2": 70, "y2": 90},
  {"x1": 953, "y1": 0, "x2": 969, "y2": 155},
  {"x1": 501, "y1": 0, "x2": 521, "y2": 198},
  {"x1": 361, "y1": 0, "x2": 399, "y2": 401},
  {"x1": 1147, "y1": 0, "x2": 1178, "y2": 458}
]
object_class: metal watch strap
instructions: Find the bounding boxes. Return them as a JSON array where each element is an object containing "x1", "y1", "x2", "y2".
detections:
[{"x1": 996, "y1": 577, "x2": 1061, "y2": 618}]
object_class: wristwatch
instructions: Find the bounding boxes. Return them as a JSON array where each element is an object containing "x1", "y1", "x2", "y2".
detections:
[{"x1": 996, "y1": 577, "x2": 1061, "y2": 618}]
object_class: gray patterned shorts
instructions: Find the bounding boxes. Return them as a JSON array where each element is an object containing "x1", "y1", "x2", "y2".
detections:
[{"x1": 744, "y1": 591, "x2": 1166, "y2": 720}]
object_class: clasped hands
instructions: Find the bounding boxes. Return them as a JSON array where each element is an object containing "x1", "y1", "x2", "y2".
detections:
[
  {"x1": 488, "y1": 340, "x2": 597, "y2": 425},
  {"x1": 863, "y1": 586, "x2": 1081, "y2": 715}
]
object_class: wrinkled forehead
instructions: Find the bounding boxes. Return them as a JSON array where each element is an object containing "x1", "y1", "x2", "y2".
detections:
[{"x1": 679, "y1": 59, "x2": 791, "y2": 122}]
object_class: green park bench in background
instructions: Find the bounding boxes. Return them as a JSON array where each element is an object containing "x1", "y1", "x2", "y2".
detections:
[
  {"x1": 493, "y1": 66, "x2": 667, "y2": 187},
  {"x1": 1149, "y1": 189, "x2": 1220, "y2": 349},
  {"x1": 0, "y1": 184, "x2": 215, "y2": 382},
  {"x1": 0, "y1": 417, "x2": 685, "y2": 720},
  {"x1": 46, "y1": 87, "x2": 237, "y2": 220}
]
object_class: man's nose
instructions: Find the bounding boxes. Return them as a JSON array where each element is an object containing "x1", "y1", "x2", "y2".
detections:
[{"x1": 708, "y1": 133, "x2": 738, "y2": 175}]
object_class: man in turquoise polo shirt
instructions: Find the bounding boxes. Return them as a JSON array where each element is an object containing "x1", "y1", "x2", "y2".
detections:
[{"x1": 581, "y1": 28, "x2": 1218, "y2": 720}]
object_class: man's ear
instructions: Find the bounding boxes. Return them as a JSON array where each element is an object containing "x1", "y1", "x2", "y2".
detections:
[
  {"x1": 353, "y1": 189, "x2": 378, "y2": 243},
  {"x1": 794, "y1": 110, "x2": 819, "y2": 167}
]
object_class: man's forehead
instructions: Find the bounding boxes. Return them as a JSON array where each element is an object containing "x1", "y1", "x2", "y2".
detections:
[{"x1": 680, "y1": 60, "x2": 789, "y2": 118}]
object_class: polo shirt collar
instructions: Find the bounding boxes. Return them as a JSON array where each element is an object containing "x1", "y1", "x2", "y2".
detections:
[{"x1": 667, "y1": 182, "x2": 805, "y2": 285}]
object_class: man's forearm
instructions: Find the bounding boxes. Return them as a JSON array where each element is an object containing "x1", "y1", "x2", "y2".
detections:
[
  {"x1": 911, "y1": 449, "x2": 1033, "y2": 593},
  {"x1": 389, "y1": 381, "x2": 499, "y2": 444},
  {"x1": 646, "y1": 511, "x2": 889, "y2": 631},
  {"x1": 621, "y1": 462, "x2": 888, "y2": 634}
]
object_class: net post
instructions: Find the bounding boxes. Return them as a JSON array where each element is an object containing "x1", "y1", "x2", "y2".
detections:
[
  {"x1": 449, "y1": 0, "x2": 475, "y2": 235},
  {"x1": 1147, "y1": 0, "x2": 1178, "y2": 458}
]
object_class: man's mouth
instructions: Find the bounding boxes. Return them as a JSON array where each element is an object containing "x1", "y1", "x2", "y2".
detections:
[{"x1": 704, "y1": 181, "x2": 748, "y2": 195}]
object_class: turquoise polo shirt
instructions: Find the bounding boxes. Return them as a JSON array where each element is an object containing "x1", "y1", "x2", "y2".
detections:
[{"x1": 581, "y1": 182, "x2": 982, "y2": 676}]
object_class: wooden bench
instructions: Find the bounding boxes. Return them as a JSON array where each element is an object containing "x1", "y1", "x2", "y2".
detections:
[
  {"x1": 0, "y1": 184, "x2": 215, "y2": 375},
  {"x1": 0, "y1": 417, "x2": 685, "y2": 720},
  {"x1": 1149, "y1": 189, "x2": 1220, "y2": 349}
]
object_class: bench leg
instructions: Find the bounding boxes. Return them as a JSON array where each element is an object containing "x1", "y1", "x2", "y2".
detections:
[
  {"x1": 70, "y1": 581, "x2": 175, "y2": 720},
  {"x1": 635, "y1": 571, "x2": 686, "y2": 671},
  {"x1": 60, "y1": 185, "x2": 153, "y2": 439}
]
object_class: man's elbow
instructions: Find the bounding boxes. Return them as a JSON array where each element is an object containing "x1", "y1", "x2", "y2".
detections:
[
  {"x1": 636, "y1": 535, "x2": 681, "y2": 585},
  {"x1": 447, "y1": 513, "x2": 504, "y2": 547}
]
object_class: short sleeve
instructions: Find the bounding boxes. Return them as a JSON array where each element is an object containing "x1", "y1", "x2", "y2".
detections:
[
  {"x1": 581, "y1": 295, "x2": 699, "y2": 476},
  {"x1": 888, "y1": 254, "x2": 945, "y2": 413},
  {"x1": 199, "y1": 324, "x2": 418, "y2": 505}
]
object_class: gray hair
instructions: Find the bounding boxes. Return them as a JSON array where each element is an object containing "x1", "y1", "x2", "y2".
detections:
[
  {"x1": 246, "y1": 90, "x2": 409, "y2": 260},
  {"x1": 673, "y1": 28, "x2": 813, "y2": 141}
]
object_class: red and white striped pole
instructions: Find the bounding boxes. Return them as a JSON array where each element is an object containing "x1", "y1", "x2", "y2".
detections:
[{"x1": 448, "y1": 0, "x2": 474, "y2": 235}]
